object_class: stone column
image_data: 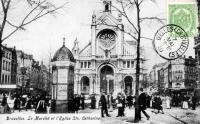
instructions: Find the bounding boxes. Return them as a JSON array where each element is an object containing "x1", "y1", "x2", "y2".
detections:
[
  {"x1": 96, "y1": 75, "x2": 100, "y2": 95},
  {"x1": 89, "y1": 76, "x2": 93, "y2": 94}
]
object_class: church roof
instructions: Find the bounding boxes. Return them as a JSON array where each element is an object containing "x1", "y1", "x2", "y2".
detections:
[
  {"x1": 52, "y1": 41, "x2": 75, "y2": 62},
  {"x1": 96, "y1": 12, "x2": 120, "y2": 26}
]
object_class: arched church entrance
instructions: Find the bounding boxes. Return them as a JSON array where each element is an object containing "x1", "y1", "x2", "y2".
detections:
[
  {"x1": 81, "y1": 76, "x2": 90, "y2": 95},
  {"x1": 100, "y1": 65, "x2": 114, "y2": 95},
  {"x1": 124, "y1": 76, "x2": 133, "y2": 95}
]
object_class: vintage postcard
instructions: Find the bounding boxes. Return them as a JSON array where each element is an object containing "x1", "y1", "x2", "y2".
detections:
[{"x1": 0, "y1": 0, "x2": 200, "y2": 124}]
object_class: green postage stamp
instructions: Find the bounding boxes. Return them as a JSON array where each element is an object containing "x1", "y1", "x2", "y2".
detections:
[{"x1": 168, "y1": 3, "x2": 197, "y2": 37}]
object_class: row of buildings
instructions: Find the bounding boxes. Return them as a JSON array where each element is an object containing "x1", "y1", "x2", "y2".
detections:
[
  {"x1": 148, "y1": 56, "x2": 197, "y2": 95},
  {"x1": 147, "y1": 0, "x2": 200, "y2": 95},
  {"x1": 0, "y1": 44, "x2": 52, "y2": 96}
]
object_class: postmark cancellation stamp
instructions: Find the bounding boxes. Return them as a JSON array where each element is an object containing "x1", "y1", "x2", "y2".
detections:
[{"x1": 153, "y1": 24, "x2": 189, "y2": 60}]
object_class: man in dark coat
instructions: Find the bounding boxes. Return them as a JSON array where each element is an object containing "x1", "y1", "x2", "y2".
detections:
[
  {"x1": 138, "y1": 88, "x2": 150, "y2": 120},
  {"x1": 192, "y1": 93, "x2": 197, "y2": 110},
  {"x1": 99, "y1": 92, "x2": 110, "y2": 117},
  {"x1": 80, "y1": 94, "x2": 85, "y2": 110},
  {"x1": 1, "y1": 94, "x2": 8, "y2": 113},
  {"x1": 126, "y1": 94, "x2": 133, "y2": 109}
]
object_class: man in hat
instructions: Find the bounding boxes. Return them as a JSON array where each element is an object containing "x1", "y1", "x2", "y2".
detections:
[
  {"x1": 138, "y1": 88, "x2": 150, "y2": 120},
  {"x1": 99, "y1": 91, "x2": 110, "y2": 117}
]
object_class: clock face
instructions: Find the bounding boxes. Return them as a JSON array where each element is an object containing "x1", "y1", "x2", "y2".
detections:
[{"x1": 99, "y1": 32, "x2": 116, "y2": 48}]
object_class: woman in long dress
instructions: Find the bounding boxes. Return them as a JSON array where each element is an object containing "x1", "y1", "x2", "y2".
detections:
[
  {"x1": 166, "y1": 96, "x2": 171, "y2": 109},
  {"x1": 116, "y1": 93, "x2": 123, "y2": 117},
  {"x1": 7, "y1": 96, "x2": 15, "y2": 113},
  {"x1": 182, "y1": 95, "x2": 189, "y2": 109}
]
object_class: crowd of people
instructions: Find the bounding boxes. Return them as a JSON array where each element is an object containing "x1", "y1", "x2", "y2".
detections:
[
  {"x1": 0, "y1": 93, "x2": 52, "y2": 114},
  {"x1": 98, "y1": 89, "x2": 199, "y2": 120},
  {"x1": 0, "y1": 90, "x2": 199, "y2": 117}
]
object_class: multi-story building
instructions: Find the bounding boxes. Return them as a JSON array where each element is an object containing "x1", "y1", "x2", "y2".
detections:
[
  {"x1": 151, "y1": 56, "x2": 197, "y2": 94},
  {"x1": 40, "y1": 62, "x2": 52, "y2": 95},
  {"x1": 170, "y1": 56, "x2": 197, "y2": 90},
  {"x1": 0, "y1": 45, "x2": 17, "y2": 94},
  {"x1": 148, "y1": 62, "x2": 167, "y2": 91},
  {"x1": 16, "y1": 50, "x2": 33, "y2": 90},
  {"x1": 184, "y1": 56, "x2": 197, "y2": 89},
  {"x1": 194, "y1": 0, "x2": 200, "y2": 88},
  {"x1": 68, "y1": 1, "x2": 146, "y2": 97}
]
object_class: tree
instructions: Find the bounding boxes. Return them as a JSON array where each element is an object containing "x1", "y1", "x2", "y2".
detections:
[
  {"x1": 104, "y1": 0, "x2": 165, "y2": 122},
  {"x1": 0, "y1": 0, "x2": 67, "y2": 83}
]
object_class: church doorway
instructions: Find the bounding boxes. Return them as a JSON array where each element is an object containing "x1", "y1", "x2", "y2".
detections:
[
  {"x1": 124, "y1": 76, "x2": 133, "y2": 95},
  {"x1": 81, "y1": 76, "x2": 90, "y2": 95},
  {"x1": 100, "y1": 65, "x2": 114, "y2": 95}
]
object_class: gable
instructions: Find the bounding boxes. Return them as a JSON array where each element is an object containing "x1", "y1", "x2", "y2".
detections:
[
  {"x1": 96, "y1": 13, "x2": 120, "y2": 26},
  {"x1": 79, "y1": 43, "x2": 92, "y2": 57}
]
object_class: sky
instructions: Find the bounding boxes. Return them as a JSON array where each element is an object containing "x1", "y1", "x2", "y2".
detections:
[{"x1": 3, "y1": 0, "x2": 197, "y2": 71}]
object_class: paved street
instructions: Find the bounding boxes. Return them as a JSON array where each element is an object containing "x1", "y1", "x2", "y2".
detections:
[{"x1": 9, "y1": 106, "x2": 200, "y2": 124}]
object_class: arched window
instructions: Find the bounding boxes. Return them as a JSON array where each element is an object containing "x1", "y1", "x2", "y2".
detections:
[
  {"x1": 124, "y1": 76, "x2": 133, "y2": 95},
  {"x1": 81, "y1": 76, "x2": 90, "y2": 94}
]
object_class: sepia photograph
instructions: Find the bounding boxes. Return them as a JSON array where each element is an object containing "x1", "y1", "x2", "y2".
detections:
[{"x1": 0, "y1": 0, "x2": 200, "y2": 124}]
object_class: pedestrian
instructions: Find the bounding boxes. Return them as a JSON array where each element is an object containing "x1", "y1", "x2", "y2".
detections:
[
  {"x1": 99, "y1": 92, "x2": 110, "y2": 117},
  {"x1": 182, "y1": 95, "x2": 189, "y2": 109},
  {"x1": 151, "y1": 95, "x2": 156, "y2": 113},
  {"x1": 138, "y1": 88, "x2": 150, "y2": 121},
  {"x1": 1, "y1": 93, "x2": 9, "y2": 113},
  {"x1": 121, "y1": 93, "x2": 126, "y2": 116},
  {"x1": 74, "y1": 94, "x2": 80, "y2": 113},
  {"x1": 166, "y1": 95, "x2": 171, "y2": 109},
  {"x1": 116, "y1": 93, "x2": 123, "y2": 117},
  {"x1": 176, "y1": 94, "x2": 181, "y2": 107},
  {"x1": 146, "y1": 94, "x2": 151, "y2": 108},
  {"x1": 36, "y1": 96, "x2": 46, "y2": 113},
  {"x1": 14, "y1": 97, "x2": 21, "y2": 112},
  {"x1": 126, "y1": 94, "x2": 133, "y2": 109},
  {"x1": 91, "y1": 94, "x2": 96, "y2": 109},
  {"x1": 80, "y1": 94, "x2": 85, "y2": 110},
  {"x1": 25, "y1": 96, "x2": 32, "y2": 110},
  {"x1": 7, "y1": 95, "x2": 15, "y2": 113},
  {"x1": 155, "y1": 95, "x2": 164, "y2": 114},
  {"x1": 45, "y1": 96, "x2": 51, "y2": 114},
  {"x1": 171, "y1": 94, "x2": 175, "y2": 107},
  {"x1": 50, "y1": 99, "x2": 56, "y2": 113},
  {"x1": 191, "y1": 93, "x2": 197, "y2": 110}
]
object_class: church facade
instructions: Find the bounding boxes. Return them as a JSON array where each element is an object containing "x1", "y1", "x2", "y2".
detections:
[{"x1": 71, "y1": 2, "x2": 145, "y2": 97}]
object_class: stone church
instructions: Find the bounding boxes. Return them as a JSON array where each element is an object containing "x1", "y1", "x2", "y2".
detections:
[{"x1": 71, "y1": 1, "x2": 146, "y2": 97}]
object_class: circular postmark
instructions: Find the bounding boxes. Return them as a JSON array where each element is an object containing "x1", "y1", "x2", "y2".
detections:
[{"x1": 153, "y1": 24, "x2": 189, "y2": 60}]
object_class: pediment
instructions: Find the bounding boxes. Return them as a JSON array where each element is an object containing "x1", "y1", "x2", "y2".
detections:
[
  {"x1": 79, "y1": 43, "x2": 92, "y2": 57},
  {"x1": 96, "y1": 13, "x2": 120, "y2": 26}
]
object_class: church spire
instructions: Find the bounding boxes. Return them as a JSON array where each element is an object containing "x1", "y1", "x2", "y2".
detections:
[
  {"x1": 92, "y1": 11, "x2": 96, "y2": 25},
  {"x1": 63, "y1": 37, "x2": 66, "y2": 47},
  {"x1": 72, "y1": 38, "x2": 79, "y2": 58}
]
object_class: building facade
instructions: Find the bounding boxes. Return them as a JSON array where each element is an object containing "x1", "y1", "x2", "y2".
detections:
[
  {"x1": 194, "y1": 0, "x2": 200, "y2": 88},
  {"x1": 0, "y1": 45, "x2": 17, "y2": 94},
  {"x1": 16, "y1": 50, "x2": 33, "y2": 91},
  {"x1": 72, "y1": 2, "x2": 145, "y2": 97},
  {"x1": 150, "y1": 56, "x2": 197, "y2": 94}
]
